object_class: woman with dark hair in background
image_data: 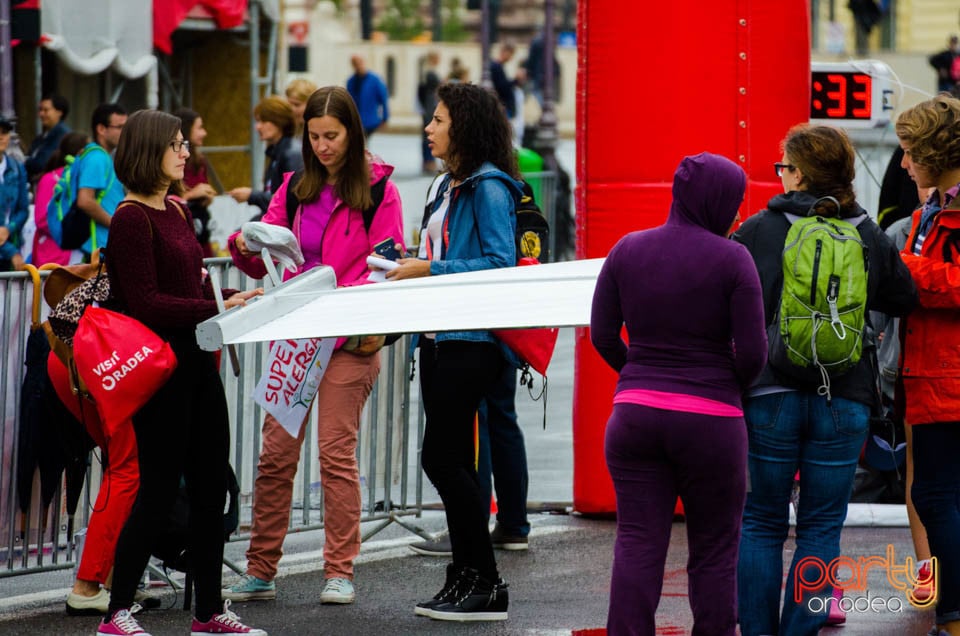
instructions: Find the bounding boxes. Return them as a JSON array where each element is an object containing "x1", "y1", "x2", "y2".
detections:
[
  {"x1": 96, "y1": 109, "x2": 263, "y2": 636},
  {"x1": 173, "y1": 108, "x2": 218, "y2": 256},
  {"x1": 32, "y1": 131, "x2": 88, "y2": 266},
  {"x1": 388, "y1": 82, "x2": 521, "y2": 622},
  {"x1": 228, "y1": 96, "x2": 303, "y2": 219},
  {"x1": 733, "y1": 124, "x2": 916, "y2": 636},
  {"x1": 224, "y1": 85, "x2": 403, "y2": 607}
]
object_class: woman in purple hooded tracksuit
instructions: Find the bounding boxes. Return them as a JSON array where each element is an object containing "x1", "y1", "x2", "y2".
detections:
[{"x1": 590, "y1": 153, "x2": 768, "y2": 635}]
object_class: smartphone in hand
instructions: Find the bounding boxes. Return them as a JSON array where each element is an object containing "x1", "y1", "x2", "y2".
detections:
[{"x1": 373, "y1": 237, "x2": 402, "y2": 261}]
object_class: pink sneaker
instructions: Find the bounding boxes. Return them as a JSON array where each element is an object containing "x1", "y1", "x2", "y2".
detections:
[
  {"x1": 191, "y1": 600, "x2": 267, "y2": 635},
  {"x1": 826, "y1": 587, "x2": 845, "y2": 626},
  {"x1": 97, "y1": 607, "x2": 151, "y2": 636}
]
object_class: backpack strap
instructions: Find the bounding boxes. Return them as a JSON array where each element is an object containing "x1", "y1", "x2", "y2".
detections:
[
  {"x1": 285, "y1": 169, "x2": 304, "y2": 228},
  {"x1": 78, "y1": 145, "x2": 117, "y2": 254},
  {"x1": 362, "y1": 177, "x2": 388, "y2": 234},
  {"x1": 285, "y1": 170, "x2": 387, "y2": 234}
]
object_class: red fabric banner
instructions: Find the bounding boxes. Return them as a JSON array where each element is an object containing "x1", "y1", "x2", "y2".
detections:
[{"x1": 153, "y1": 0, "x2": 247, "y2": 54}]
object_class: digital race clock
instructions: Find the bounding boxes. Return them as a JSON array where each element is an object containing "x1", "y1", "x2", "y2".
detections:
[{"x1": 810, "y1": 61, "x2": 894, "y2": 129}]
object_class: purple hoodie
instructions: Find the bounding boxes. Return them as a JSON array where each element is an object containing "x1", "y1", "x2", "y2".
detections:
[{"x1": 590, "y1": 153, "x2": 767, "y2": 407}]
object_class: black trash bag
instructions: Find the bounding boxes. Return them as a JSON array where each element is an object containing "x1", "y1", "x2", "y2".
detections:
[{"x1": 153, "y1": 464, "x2": 240, "y2": 573}]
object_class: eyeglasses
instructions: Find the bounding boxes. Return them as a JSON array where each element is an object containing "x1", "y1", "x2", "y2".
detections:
[
  {"x1": 774, "y1": 162, "x2": 796, "y2": 178},
  {"x1": 169, "y1": 139, "x2": 190, "y2": 153}
]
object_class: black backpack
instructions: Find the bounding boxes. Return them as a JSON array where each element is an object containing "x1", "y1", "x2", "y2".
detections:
[
  {"x1": 152, "y1": 465, "x2": 240, "y2": 610},
  {"x1": 516, "y1": 181, "x2": 550, "y2": 263},
  {"x1": 422, "y1": 175, "x2": 550, "y2": 264},
  {"x1": 285, "y1": 169, "x2": 387, "y2": 231}
]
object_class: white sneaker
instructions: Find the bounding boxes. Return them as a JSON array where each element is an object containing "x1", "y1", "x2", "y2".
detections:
[{"x1": 320, "y1": 577, "x2": 355, "y2": 604}]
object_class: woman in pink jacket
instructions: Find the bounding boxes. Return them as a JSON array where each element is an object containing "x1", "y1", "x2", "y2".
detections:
[{"x1": 225, "y1": 85, "x2": 404, "y2": 605}]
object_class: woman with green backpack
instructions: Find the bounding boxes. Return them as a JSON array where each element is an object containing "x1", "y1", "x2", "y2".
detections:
[{"x1": 732, "y1": 124, "x2": 917, "y2": 636}]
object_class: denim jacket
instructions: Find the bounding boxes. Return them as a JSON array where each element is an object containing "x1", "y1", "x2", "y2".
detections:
[
  {"x1": 422, "y1": 162, "x2": 522, "y2": 347},
  {"x1": 0, "y1": 153, "x2": 29, "y2": 261}
]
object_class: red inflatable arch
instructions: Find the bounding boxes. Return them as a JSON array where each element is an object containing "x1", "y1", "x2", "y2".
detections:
[{"x1": 573, "y1": 2, "x2": 812, "y2": 513}]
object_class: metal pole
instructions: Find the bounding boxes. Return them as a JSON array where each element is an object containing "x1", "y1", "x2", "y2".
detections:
[
  {"x1": 0, "y1": 0, "x2": 14, "y2": 121},
  {"x1": 360, "y1": 0, "x2": 373, "y2": 41},
  {"x1": 249, "y1": 0, "x2": 262, "y2": 192},
  {"x1": 33, "y1": 47, "x2": 41, "y2": 136},
  {"x1": 480, "y1": 0, "x2": 491, "y2": 87},
  {"x1": 431, "y1": 0, "x2": 442, "y2": 43},
  {"x1": 533, "y1": 0, "x2": 558, "y2": 174}
]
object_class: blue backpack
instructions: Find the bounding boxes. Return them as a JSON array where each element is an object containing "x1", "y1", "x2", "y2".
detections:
[{"x1": 47, "y1": 146, "x2": 114, "y2": 251}]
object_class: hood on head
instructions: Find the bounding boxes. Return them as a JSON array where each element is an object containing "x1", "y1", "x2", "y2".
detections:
[{"x1": 668, "y1": 152, "x2": 746, "y2": 236}]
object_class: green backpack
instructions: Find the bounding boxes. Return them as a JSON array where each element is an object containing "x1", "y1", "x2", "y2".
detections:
[{"x1": 769, "y1": 210, "x2": 869, "y2": 400}]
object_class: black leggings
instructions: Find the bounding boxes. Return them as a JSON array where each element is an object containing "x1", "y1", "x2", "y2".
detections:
[
  {"x1": 108, "y1": 337, "x2": 229, "y2": 620},
  {"x1": 419, "y1": 338, "x2": 504, "y2": 581}
]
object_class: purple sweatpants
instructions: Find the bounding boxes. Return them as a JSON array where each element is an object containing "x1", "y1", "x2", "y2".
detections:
[{"x1": 605, "y1": 403, "x2": 747, "y2": 636}]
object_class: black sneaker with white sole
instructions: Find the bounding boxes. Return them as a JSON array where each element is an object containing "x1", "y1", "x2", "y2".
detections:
[
  {"x1": 490, "y1": 523, "x2": 529, "y2": 551},
  {"x1": 424, "y1": 567, "x2": 508, "y2": 622},
  {"x1": 408, "y1": 532, "x2": 452, "y2": 557},
  {"x1": 414, "y1": 563, "x2": 463, "y2": 616}
]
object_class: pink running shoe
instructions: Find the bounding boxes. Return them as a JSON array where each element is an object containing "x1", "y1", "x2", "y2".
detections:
[
  {"x1": 97, "y1": 607, "x2": 151, "y2": 636},
  {"x1": 826, "y1": 587, "x2": 845, "y2": 626},
  {"x1": 191, "y1": 600, "x2": 267, "y2": 635}
]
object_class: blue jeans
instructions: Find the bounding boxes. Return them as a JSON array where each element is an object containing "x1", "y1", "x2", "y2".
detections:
[
  {"x1": 737, "y1": 392, "x2": 869, "y2": 636},
  {"x1": 912, "y1": 422, "x2": 960, "y2": 625},
  {"x1": 476, "y1": 365, "x2": 530, "y2": 537}
]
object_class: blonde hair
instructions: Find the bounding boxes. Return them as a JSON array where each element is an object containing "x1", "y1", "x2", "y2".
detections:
[
  {"x1": 285, "y1": 78, "x2": 318, "y2": 103},
  {"x1": 896, "y1": 94, "x2": 960, "y2": 178}
]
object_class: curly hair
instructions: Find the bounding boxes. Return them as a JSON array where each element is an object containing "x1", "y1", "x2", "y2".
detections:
[
  {"x1": 782, "y1": 124, "x2": 857, "y2": 216},
  {"x1": 896, "y1": 94, "x2": 960, "y2": 178},
  {"x1": 436, "y1": 82, "x2": 518, "y2": 182}
]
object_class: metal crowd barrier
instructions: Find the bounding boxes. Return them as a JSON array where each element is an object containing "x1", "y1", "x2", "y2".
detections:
[{"x1": 0, "y1": 258, "x2": 427, "y2": 579}]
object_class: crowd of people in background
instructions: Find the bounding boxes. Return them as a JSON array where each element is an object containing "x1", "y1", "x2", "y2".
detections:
[{"x1": 6, "y1": 35, "x2": 960, "y2": 636}]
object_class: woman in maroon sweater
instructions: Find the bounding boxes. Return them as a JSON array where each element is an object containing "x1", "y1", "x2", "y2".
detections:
[{"x1": 97, "y1": 110, "x2": 263, "y2": 636}]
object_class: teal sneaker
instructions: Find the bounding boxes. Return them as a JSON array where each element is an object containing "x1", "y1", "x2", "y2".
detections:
[
  {"x1": 320, "y1": 577, "x2": 355, "y2": 604},
  {"x1": 221, "y1": 573, "x2": 276, "y2": 602}
]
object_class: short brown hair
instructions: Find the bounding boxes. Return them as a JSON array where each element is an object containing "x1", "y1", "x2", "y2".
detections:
[
  {"x1": 254, "y1": 96, "x2": 295, "y2": 137},
  {"x1": 782, "y1": 124, "x2": 857, "y2": 216},
  {"x1": 293, "y1": 86, "x2": 372, "y2": 211},
  {"x1": 896, "y1": 94, "x2": 960, "y2": 178},
  {"x1": 114, "y1": 109, "x2": 184, "y2": 197}
]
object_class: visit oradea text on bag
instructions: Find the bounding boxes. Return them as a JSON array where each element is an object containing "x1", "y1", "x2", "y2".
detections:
[{"x1": 73, "y1": 306, "x2": 177, "y2": 424}]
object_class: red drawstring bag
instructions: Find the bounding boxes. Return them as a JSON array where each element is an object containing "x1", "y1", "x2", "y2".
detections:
[
  {"x1": 73, "y1": 306, "x2": 177, "y2": 431},
  {"x1": 492, "y1": 258, "x2": 560, "y2": 375}
]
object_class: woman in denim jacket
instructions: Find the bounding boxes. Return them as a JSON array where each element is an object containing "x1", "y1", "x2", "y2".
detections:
[{"x1": 389, "y1": 82, "x2": 521, "y2": 622}]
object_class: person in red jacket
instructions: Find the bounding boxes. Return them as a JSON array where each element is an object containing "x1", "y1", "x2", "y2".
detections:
[{"x1": 896, "y1": 93, "x2": 960, "y2": 636}]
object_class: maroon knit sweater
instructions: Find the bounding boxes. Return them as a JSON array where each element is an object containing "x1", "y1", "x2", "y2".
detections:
[{"x1": 105, "y1": 198, "x2": 228, "y2": 331}]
